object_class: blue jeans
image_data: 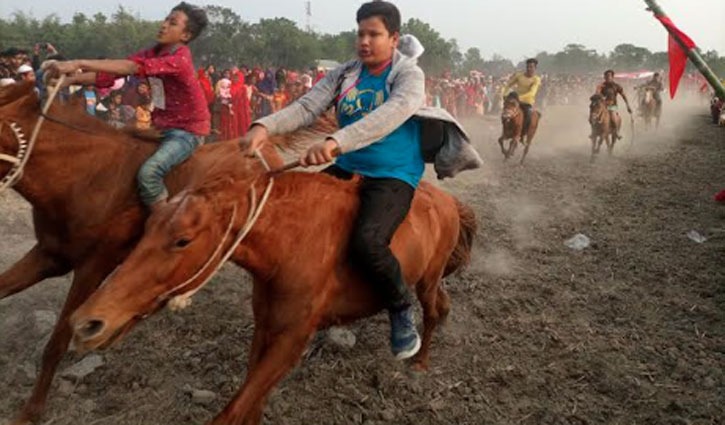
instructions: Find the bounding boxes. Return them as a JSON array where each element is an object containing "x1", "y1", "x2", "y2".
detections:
[{"x1": 137, "y1": 129, "x2": 202, "y2": 206}]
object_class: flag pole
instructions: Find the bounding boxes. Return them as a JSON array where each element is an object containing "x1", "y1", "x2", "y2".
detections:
[{"x1": 643, "y1": 0, "x2": 725, "y2": 101}]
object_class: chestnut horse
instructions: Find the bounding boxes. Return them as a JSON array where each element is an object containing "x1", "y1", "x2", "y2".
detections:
[
  {"x1": 589, "y1": 94, "x2": 613, "y2": 161},
  {"x1": 68, "y1": 141, "x2": 477, "y2": 425},
  {"x1": 0, "y1": 81, "x2": 312, "y2": 424},
  {"x1": 497, "y1": 96, "x2": 540, "y2": 164}
]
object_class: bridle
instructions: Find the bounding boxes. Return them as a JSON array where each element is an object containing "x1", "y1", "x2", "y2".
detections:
[
  {"x1": 151, "y1": 150, "x2": 276, "y2": 313},
  {"x1": 502, "y1": 101, "x2": 521, "y2": 122},
  {"x1": 0, "y1": 75, "x2": 66, "y2": 193}
]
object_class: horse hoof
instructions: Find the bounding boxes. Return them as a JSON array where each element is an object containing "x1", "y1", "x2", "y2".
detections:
[{"x1": 407, "y1": 362, "x2": 429, "y2": 378}]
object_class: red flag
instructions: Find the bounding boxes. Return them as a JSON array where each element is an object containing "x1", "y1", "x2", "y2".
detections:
[{"x1": 655, "y1": 15, "x2": 697, "y2": 99}]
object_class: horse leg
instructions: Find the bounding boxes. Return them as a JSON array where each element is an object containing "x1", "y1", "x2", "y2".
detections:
[
  {"x1": 497, "y1": 136, "x2": 506, "y2": 157},
  {"x1": 12, "y1": 256, "x2": 116, "y2": 425},
  {"x1": 411, "y1": 284, "x2": 439, "y2": 372},
  {"x1": 436, "y1": 286, "x2": 451, "y2": 326},
  {"x1": 506, "y1": 138, "x2": 519, "y2": 160},
  {"x1": 211, "y1": 287, "x2": 320, "y2": 425},
  {"x1": 239, "y1": 282, "x2": 270, "y2": 425},
  {"x1": 0, "y1": 244, "x2": 70, "y2": 300},
  {"x1": 212, "y1": 326, "x2": 315, "y2": 425},
  {"x1": 520, "y1": 133, "x2": 534, "y2": 165}
]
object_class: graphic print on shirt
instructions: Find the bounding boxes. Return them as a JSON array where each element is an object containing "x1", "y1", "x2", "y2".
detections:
[
  {"x1": 339, "y1": 86, "x2": 387, "y2": 121},
  {"x1": 148, "y1": 77, "x2": 166, "y2": 110}
]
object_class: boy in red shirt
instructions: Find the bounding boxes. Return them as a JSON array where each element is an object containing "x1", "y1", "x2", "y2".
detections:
[{"x1": 46, "y1": 2, "x2": 210, "y2": 211}]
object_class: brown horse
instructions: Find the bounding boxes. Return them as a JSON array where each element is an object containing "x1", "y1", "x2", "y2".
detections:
[
  {"x1": 589, "y1": 94, "x2": 613, "y2": 161},
  {"x1": 498, "y1": 96, "x2": 540, "y2": 164},
  {"x1": 68, "y1": 141, "x2": 476, "y2": 425},
  {"x1": 0, "y1": 81, "x2": 304, "y2": 424}
]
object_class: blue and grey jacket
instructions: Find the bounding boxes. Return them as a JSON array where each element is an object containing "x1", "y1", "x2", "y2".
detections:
[{"x1": 255, "y1": 35, "x2": 483, "y2": 179}]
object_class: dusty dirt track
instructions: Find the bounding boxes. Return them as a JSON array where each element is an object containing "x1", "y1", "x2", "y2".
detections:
[{"x1": 1, "y1": 103, "x2": 724, "y2": 425}]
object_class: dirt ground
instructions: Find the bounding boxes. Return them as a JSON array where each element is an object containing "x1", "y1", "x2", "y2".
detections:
[{"x1": 1, "y1": 102, "x2": 724, "y2": 425}]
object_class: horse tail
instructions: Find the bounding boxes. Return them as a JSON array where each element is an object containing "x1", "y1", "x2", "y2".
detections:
[{"x1": 443, "y1": 198, "x2": 477, "y2": 277}]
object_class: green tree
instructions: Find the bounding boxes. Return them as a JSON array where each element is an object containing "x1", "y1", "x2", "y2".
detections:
[
  {"x1": 248, "y1": 18, "x2": 319, "y2": 69},
  {"x1": 483, "y1": 53, "x2": 515, "y2": 76},
  {"x1": 318, "y1": 30, "x2": 356, "y2": 63},
  {"x1": 461, "y1": 47, "x2": 485, "y2": 74},
  {"x1": 610, "y1": 43, "x2": 652, "y2": 71},
  {"x1": 402, "y1": 18, "x2": 460, "y2": 75}
]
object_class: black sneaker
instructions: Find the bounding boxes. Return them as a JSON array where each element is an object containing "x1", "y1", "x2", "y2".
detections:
[{"x1": 389, "y1": 306, "x2": 421, "y2": 360}]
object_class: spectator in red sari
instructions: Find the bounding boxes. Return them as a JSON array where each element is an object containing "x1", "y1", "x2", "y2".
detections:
[
  {"x1": 198, "y1": 67, "x2": 214, "y2": 106},
  {"x1": 231, "y1": 69, "x2": 251, "y2": 137}
]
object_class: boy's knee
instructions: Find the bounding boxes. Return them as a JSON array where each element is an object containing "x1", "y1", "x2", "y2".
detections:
[{"x1": 137, "y1": 161, "x2": 161, "y2": 185}]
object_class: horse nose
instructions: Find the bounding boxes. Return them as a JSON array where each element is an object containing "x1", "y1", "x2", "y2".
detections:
[{"x1": 75, "y1": 318, "x2": 106, "y2": 341}]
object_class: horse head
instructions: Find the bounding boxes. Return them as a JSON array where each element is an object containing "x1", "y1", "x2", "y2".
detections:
[
  {"x1": 69, "y1": 188, "x2": 237, "y2": 351},
  {"x1": 501, "y1": 93, "x2": 520, "y2": 123},
  {"x1": 589, "y1": 94, "x2": 606, "y2": 124},
  {"x1": 69, "y1": 151, "x2": 265, "y2": 352},
  {"x1": 644, "y1": 87, "x2": 654, "y2": 105}
]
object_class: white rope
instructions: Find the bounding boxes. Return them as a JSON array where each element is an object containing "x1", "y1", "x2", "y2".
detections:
[
  {"x1": 0, "y1": 75, "x2": 66, "y2": 193},
  {"x1": 0, "y1": 154, "x2": 20, "y2": 165},
  {"x1": 165, "y1": 176, "x2": 275, "y2": 311},
  {"x1": 254, "y1": 149, "x2": 272, "y2": 172}
]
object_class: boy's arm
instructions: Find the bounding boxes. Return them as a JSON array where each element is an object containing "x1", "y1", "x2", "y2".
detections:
[
  {"x1": 502, "y1": 73, "x2": 518, "y2": 96},
  {"x1": 77, "y1": 59, "x2": 138, "y2": 76},
  {"x1": 58, "y1": 72, "x2": 98, "y2": 87},
  {"x1": 44, "y1": 59, "x2": 138, "y2": 80}
]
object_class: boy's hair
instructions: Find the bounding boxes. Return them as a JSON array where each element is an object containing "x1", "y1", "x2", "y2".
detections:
[
  {"x1": 604, "y1": 69, "x2": 615, "y2": 77},
  {"x1": 172, "y1": 2, "x2": 208, "y2": 42},
  {"x1": 526, "y1": 58, "x2": 538, "y2": 66},
  {"x1": 356, "y1": 1, "x2": 401, "y2": 35}
]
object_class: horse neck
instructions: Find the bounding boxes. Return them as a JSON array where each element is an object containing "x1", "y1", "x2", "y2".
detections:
[
  {"x1": 9, "y1": 111, "x2": 154, "y2": 214},
  {"x1": 236, "y1": 173, "x2": 354, "y2": 278}
]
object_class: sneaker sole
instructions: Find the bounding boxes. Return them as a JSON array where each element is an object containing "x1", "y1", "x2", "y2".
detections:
[{"x1": 394, "y1": 336, "x2": 422, "y2": 361}]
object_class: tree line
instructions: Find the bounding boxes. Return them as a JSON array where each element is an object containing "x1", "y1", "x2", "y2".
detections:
[{"x1": 1, "y1": 5, "x2": 723, "y2": 77}]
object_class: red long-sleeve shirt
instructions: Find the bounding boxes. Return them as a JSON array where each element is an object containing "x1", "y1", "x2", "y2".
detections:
[{"x1": 97, "y1": 44, "x2": 210, "y2": 136}]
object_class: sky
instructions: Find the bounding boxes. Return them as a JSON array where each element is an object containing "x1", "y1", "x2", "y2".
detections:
[{"x1": 2, "y1": 0, "x2": 724, "y2": 60}]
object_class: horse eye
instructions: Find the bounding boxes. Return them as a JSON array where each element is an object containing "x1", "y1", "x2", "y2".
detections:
[{"x1": 174, "y1": 238, "x2": 192, "y2": 248}]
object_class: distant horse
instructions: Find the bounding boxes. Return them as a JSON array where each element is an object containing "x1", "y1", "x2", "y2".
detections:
[
  {"x1": 498, "y1": 94, "x2": 540, "y2": 164},
  {"x1": 711, "y1": 95, "x2": 724, "y2": 126},
  {"x1": 589, "y1": 94, "x2": 613, "y2": 161},
  {"x1": 640, "y1": 86, "x2": 660, "y2": 130},
  {"x1": 69, "y1": 141, "x2": 477, "y2": 425},
  {"x1": 0, "y1": 81, "x2": 335, "y2": 424}
]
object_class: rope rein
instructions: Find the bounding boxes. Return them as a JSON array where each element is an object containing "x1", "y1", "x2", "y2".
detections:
[{"x1": 163, "y1": 151, "x2": 275, "y2": 312}]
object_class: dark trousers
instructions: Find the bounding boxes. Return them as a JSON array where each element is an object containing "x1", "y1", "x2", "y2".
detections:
[
  {"x1": 324, "y1": 166, "x2": 415, "y2": 311},
  {"x1": 520, "y1": 103, "x2": 534, "y2": 136}
]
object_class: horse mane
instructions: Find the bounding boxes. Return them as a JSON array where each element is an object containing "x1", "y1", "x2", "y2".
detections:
[
  {"x1": 188, "y1": 139, "x2": 348, "y2": 210},
  {"x1": 47, "y1": 100, "x2": 160, "y2": 146},
  {"x1": 0, "y1": 81, "x2": 159, "y2": 146},
  {"x1": 267, "y1": 111, "x2": 339, "y2": 153},
  {"x1": 187, "y1": 110, "x2": 341, "y2": 203}
]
